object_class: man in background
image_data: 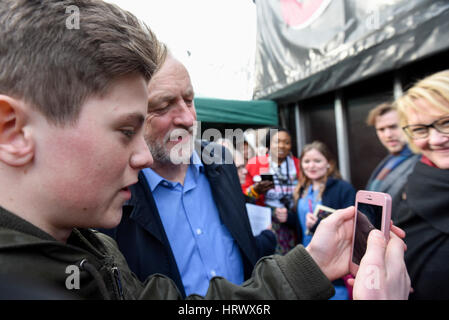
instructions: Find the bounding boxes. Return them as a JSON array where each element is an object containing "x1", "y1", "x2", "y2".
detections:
[{"x1": 365, "y1": 103, "x2": 420, "y2": 202}]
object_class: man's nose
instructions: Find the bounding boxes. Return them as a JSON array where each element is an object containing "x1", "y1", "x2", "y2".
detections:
[
  {"x1": 384, "y1": 128, "x2": 394, "y2": 137},
  {"x1": 173, "y1": 101, "x2": 196, "y2": 128}
]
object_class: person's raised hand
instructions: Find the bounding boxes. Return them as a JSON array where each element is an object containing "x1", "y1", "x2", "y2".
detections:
[
  {"x1": 305, "y1": 213, "x2": 318, "y2": 230},
  {"x1": 253, "y1": 180, "x2": 274, "y2": 195}
]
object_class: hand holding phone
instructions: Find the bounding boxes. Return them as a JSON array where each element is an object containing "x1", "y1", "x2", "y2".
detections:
[
  {"x1": 253, "y1": 180, "x2": 274, "y2": 195},
  {"x1": 304, "y1": 207, "x2": 356, "y2": 281},
  {"x1": 349, "y1": 191, "x2": 392, "y2": 276}
]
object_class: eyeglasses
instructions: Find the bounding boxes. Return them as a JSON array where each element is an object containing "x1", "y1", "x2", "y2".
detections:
[{"x1": 402, "y1": 116, "x2": 449, "y2": 139}]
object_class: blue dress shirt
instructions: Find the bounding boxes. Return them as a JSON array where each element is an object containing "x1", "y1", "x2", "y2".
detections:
[{"x1": 142, "y1": 151, "x2": 244, "y2": 296}]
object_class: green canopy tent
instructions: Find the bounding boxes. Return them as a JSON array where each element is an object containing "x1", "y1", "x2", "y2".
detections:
[{"x1": 194, "y1": 97, "x2": 278, "y2": 126}]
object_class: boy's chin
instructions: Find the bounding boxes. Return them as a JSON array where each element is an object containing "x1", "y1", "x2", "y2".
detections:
[{"x1": 94, "y1": 209, "x2": 123, "y2": 230}]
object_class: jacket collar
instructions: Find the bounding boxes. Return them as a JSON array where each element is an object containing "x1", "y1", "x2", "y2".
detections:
[
  {"x1": 0, "y1": 206, "x2": 108, "y2": 261},
  {"x1": 0, "y1": 206, "x2": 56, "y2": 242},
  {"x1": 125, "y1": 171, "x2": 167, "y2": 244}
]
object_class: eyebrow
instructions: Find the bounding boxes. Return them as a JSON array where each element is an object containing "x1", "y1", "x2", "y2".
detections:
[
  {"x1": 148, "y1": 88, "x2": 195, "y2": 109},
  {"x1": 148, "y1": 92, "x2": 175, "y2": 105},
  {"x1": 117, "y1": 112, "x2": 145, "y2": 127},
  {"x1": 376, "y1": 124, "x2": 398, "y2": 129},
  {"x1": 185, "y1": 87, "x2": 194, "y2": 98}
]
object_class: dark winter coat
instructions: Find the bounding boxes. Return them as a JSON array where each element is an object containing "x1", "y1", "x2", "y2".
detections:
[
  {"x1": 394, "y1": 161, "x2": 449, "y2": 300},
  {"x1": 0, "y1": 206, "x2": 334, "y2": 300}
]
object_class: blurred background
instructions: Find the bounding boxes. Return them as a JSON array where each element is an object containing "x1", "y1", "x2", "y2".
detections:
[
  {"x1": 106, "y1": 0, "x2": 449, "y2": 190},
  {"x1": 106, "y1": 0, "x2": 257, "y2": 100}
]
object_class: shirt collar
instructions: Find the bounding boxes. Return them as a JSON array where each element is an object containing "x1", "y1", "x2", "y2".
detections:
[
  {"x1": 142, "y1": 150, "x2": 204, "y2": 192},
  {"x1": 191, "y1": 149, "x2": 204, "y2": 173},
  {"x1": 142, "y1": 167, "x2": 165, "y2": 192}
]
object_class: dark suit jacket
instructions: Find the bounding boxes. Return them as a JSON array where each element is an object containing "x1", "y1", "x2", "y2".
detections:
[{"x1": 101, "y1": 141, "x2": 276, "y2": 297}]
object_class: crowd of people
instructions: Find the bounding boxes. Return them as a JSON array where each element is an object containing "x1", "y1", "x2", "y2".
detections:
[
  {"x1": 0, "y1": 0, "x2": 447, "y2": 301},
  {"x1": 235, "y1": 70, "x2": 449, "y2": 300}
]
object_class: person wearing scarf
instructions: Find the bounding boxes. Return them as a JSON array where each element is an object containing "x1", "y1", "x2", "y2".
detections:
[
  {"x1": 394, "y1": 70, "x2": 449, "y2": 300},
  {"x1": 365, "y1": 103, "x2": 420, "y2": 202}
]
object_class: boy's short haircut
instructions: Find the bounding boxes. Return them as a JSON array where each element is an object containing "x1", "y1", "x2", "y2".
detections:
[
  {"x1": 365, "y1": 102, "x2": 395, "y2": 127},
  {"x1": 0, "y1": 0, "x2": 166, "y2": 125}
]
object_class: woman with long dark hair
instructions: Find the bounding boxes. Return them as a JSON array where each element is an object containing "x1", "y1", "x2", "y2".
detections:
[{"x1": 293, "y1": 141, "x2": 356, "y2": 300}]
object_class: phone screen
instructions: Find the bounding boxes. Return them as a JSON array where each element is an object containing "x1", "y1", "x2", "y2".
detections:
[
  {"x1": 352, "y1": 203, "x2": 383, "y2": 265},
  {"x1": 261, "y1": 174, "x2": 273, "y2": 182}
]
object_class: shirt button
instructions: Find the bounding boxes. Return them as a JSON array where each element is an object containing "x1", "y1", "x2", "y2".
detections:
[
  {"x1": 196, "y1": 228, "x2": 202, "y2": 235},
  {"x1": 210, "y1": 270, "x2": 216, "y2": 277}
]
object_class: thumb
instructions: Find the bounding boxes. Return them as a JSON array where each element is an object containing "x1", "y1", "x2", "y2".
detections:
[
  {"x1": 359, "y1": 229, "x2": 387, "y2": 269},
  {"x1": 354, "y1": 230, "x2": 387, "y2": 299}
]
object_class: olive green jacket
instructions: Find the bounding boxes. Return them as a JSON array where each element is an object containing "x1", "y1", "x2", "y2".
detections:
[{"x1": 0, "y1": 207, "x2": 334, "y2": 300}]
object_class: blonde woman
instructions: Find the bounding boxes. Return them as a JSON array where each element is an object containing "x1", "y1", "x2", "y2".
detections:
[{"x1": 394, "y1": 70, "x2": 449, "y2": 300}]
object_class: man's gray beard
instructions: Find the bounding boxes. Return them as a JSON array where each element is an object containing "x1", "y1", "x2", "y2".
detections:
[
  {"x1": 147, "y1": 135, "x2": 194, "y2": 166},
  {"x1": 147, "y1": 139, "x2": 172, "y2": 165}
]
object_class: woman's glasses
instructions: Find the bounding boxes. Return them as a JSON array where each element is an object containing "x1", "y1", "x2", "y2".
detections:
[{"x1": 402, "y1": 116, "x2": 449, "y2": 139}]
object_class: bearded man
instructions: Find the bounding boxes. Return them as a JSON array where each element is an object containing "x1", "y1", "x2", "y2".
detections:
[{"x1": 100, "y1": 55, "x2": 276, "y2": 298}]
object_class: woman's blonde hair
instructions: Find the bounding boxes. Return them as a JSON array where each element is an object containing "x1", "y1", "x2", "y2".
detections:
[
  {"x1": 293, "y1": 141, "x2": 341, "y2": 204},
  {"x1": 395, "y1": 70, "x2": 449, "y2": 153}
]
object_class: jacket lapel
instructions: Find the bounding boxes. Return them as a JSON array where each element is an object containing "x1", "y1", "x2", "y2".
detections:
[{"x1": 127, "y1": 171, "x2": 167, "y2": 244}]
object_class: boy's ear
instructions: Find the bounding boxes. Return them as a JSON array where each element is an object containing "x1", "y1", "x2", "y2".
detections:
[{"x1": 0, "y1": 95, "x2": 35, "y2": 166}]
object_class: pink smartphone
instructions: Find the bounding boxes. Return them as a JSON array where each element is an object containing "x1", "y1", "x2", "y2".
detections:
[{"x1": 349, "y1": 190, "x2": 392, "y2": 276}]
